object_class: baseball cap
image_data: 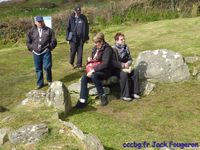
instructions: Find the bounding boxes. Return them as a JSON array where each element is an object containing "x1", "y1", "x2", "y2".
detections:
[
  {"x1": 74, "y1": 5, "x2": 81, "y2": 12},
  {"x1": 35, "y1": 16, "x2": 44, "y2": 22}
]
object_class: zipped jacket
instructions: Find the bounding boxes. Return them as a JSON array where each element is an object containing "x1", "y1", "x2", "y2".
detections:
[
  {"x1": 66, "y1": 12, "x2": 89, "y2": 42},
  {"x1": 26, "y1": 25, "x2": 57, "y2": 53}
]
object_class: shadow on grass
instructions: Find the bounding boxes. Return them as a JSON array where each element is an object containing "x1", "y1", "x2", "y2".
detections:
[
  {"x1": 0, "y1": 105, "x2": 9, "y2": 112},
  {"x1": 104, "y1": 146, "x2": 118, "y2": 150},
  {"x1": 107, "y1": 83, "x2": 121, "y2": 99},
  {"x1": 59, "y1": 105, "x2": 97, "y2": 120},
  {"x1": 60, "y1": 70, "x2": 85, "y2": 83}
]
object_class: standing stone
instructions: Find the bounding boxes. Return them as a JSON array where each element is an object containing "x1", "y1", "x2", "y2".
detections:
[
  {"x1": 8, "y1": 124, "x2": 48, "y2": 144},
  {"x1": 0, "y1": 128, "x2": 11, "y2": 145},
  {"x1": 135, "y1": 49, "x2": 190, "y2": 83},
  {"x1": 46, "y1": 81, "x2": 72, "y2": 114}
]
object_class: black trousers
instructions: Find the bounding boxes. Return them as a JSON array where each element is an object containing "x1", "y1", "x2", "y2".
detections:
[
  {"x1": 113, "y1": 69, "x2": 140, "y2": 98},
  {"x1": 69, "y1": 37, "x2": 84, "y2": 67}
]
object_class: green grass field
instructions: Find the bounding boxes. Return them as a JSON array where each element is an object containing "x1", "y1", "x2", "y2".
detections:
[{"x1": 0, "y1": 17, "x2": 200, "y2": 149}]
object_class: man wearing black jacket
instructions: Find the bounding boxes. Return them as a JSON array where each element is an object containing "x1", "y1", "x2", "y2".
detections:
[
  {"x1": 66, "y1": 5, "x2": 89, "y2": 69},
  {"x1": 26, "y1": 16, "x2": 57, "y2": 89}
]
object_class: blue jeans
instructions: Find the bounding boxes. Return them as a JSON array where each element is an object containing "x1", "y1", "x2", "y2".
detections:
[
  {"x1": 80, "y1": 72, "x2": 106, "y2": 101},
  {"x1": 33, "y1": 50, "x2": 52, "y2": 86}
]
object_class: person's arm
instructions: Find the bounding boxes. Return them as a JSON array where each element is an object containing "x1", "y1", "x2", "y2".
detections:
[
  {"x1": 49, "y1": 30, "x2": 57, "y2": 50},
  {"x1": 111, "y1": 46, "x2": 124, "y2": 69},
  {"x1": 85, "y1": 16, "x2": 89, "y2": 41},
  {"x1": 126, "y1": 45, "x2": 133, "y2": 66},
  {"x1": 94, "y1": 47, "x2": 112, "y2": 72},
  {"x1": 66, "y1": 16, "x2": 71, "y2": 41},
  {"x1": 26, "y1": 28, "x2": 33, "y2": 52}
]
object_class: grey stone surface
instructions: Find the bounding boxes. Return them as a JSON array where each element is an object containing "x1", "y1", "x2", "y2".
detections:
[
  {"x1": 21, "y1": 90, "x2": 46, "y2": 105},
  {"x1": 83, "y1": 134, "x2": 104, "y2": 150},
  {"x1": 60, "y1": 120, "x2": 104, "y2": 150},
  {"x1": 140, "y1": 81, "x2": 156, "y2": 95},
  {"x1": 68, "y1": 82, "x2": 110, "y2": 96},
  {"x1": 184, "y1": 55, "x2": 199, "y2": 64},
  {"x1": 0, "y1": 128, "x2": 11, "y2": 145},
  {"x1": 192, "y1": 67, "x2": 199, "y2": 76},
  {"x1": 197, "y1": 73, "x2": 200, "y2": 80},
  {"x1": 8, "y1": 124, "x2": 48, "y2": 144},
  {"x1": 46, "y1": 81, "x2": 72, "y2": 114},
  {"x1": 135, "y1": 49, "x2": 190, "y2": 83}
]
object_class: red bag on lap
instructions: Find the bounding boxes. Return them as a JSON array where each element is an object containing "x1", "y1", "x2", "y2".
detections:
[{"x1": 86, "y1": 60, "x2": 101, "y2": 73}]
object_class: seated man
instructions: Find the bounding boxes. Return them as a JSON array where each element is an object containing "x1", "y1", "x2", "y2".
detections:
[
  {"x1": 112, "y1": 33, "x2": 140, "y2": 101},
  {"x1": 74, "y1": 32, "x2": 113, "y2": 108}
]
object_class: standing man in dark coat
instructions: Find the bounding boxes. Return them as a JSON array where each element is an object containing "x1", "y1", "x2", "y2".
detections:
[
  {"x1": 66, "y1": 5, "x2": 89, "y2": 69},
  {"x1": 26, "y1": 16, "x2": 57, "y2": 89}
]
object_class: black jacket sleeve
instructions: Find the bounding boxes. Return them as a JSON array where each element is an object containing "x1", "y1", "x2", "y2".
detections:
[
  {"x1": 66, "y1": 16, "x2": 71, "y2": 41},
  {"x1": 81, "y1": 14, "x2": 89, "y2": 42},
  {"x1": 49, "y1": 30, "x2": 57, "y2": 50},
  {"x1": 94, "y1": 46, "x2": 112, "y2": 72},
  {"x1": 111, "y1": 47, "x2": 122, "y2": 69},
  {"x1": 26, "y1": 28, "x2": 33, "y2": 52}
]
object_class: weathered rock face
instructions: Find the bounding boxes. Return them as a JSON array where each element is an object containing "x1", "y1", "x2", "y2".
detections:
[
  {"x1": 46, "y1": 81, "x2": 72, "y2": 112},
  {"x1": 0, "y1": 128, "x2": 11, "y2": 145},
  {"x1": 21, "y1": 90, "x2": 46, "y2": 105},
  {"x1": 46, "y1": 81, "x2": 72, "y2": 114},
  {"x1": 21, "y1": 81, "x2": 72, "y2": 114},
  {"x1": 135, "y1": 49, "x2": 190, "y2": 83},
  {"x1": 140, "y1": 81, "x2": 156, "y2": 96},
  {"x1": 8, "y1": 124, "x2": 48, "y2": 144},
  {"x1": 184, "y1": 55, "x2": 199, "y2": 64},
  {"x1": 60, "y1": 120, "x2": 104, "y2": 150}
]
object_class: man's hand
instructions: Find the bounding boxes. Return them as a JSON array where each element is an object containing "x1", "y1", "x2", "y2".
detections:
[
  {"x1": 124, "y1": 62, "x2": 130, "y2": 69},
  {"x1": 87, "y1": 69, "x2": 94, "y2": 78},
  {"x1": 87, "y1": 57, "x2": 92, "y2": 62}
]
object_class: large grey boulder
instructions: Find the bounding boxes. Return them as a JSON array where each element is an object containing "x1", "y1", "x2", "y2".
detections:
[
  {"x1": 46, "y1": 81, "x2": 72, "y2": 114},
  {"x1": 135, "y1": 49, "x2": 190, "y2": 83},
  {"x1": 8, "y1": 124, "x2": 48, "y2": 144}
]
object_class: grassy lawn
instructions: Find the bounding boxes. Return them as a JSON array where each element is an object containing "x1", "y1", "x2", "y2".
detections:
[{"x1": 0, "y1": 17, "x2": 200, "y2": 149}]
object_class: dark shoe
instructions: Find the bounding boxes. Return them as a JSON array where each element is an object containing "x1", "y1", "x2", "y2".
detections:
[
  {"x1": 34, "y1": 85, "x2": 44, "y2": 90},
  {"x1": 73, "y1": 101, "x2": 87, "y2": 109},
  {"x1": 100, "y1": 95, "x2": 108, "y2": 106}
]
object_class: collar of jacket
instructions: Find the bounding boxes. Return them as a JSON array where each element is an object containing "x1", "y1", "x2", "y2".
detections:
[
  {"x1": 71, "y1": 13, "x2": 84, "y2": 19},
  {"x1": 94, "y1": 42, "x2": 110, "y2": 52},
  {"x1": 33, "y1": 25, "x2": 47, "y2": 30}
]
